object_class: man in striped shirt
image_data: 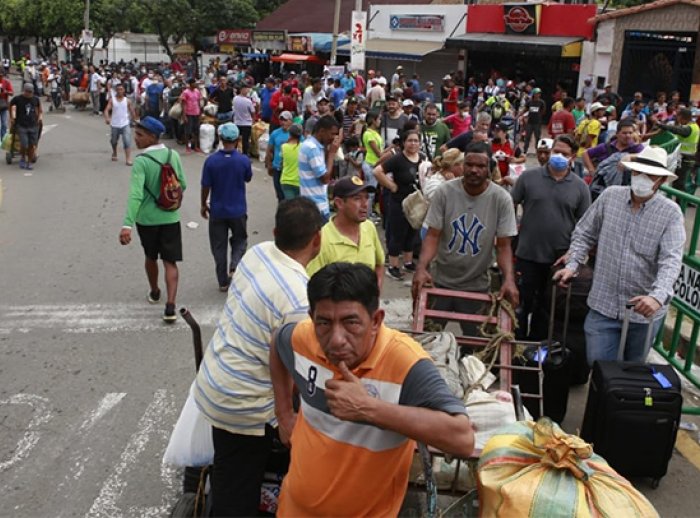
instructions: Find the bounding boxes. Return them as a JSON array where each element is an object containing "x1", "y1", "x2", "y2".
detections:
[
  {"x1": 298, "y1": 115, "x2": 340, "y2": 222},
  {"x1": 194, "y1": 197, "x2": 323, "y2": 517}
]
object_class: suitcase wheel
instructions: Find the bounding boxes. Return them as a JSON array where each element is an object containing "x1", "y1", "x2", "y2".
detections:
[{"x1": 651, "y1": 478, "x2": 660, "y2": 489}]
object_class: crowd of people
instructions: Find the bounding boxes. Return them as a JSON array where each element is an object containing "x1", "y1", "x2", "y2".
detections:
[{"x1": 2, "y1": 54, "x2": 693, "y2": 515}]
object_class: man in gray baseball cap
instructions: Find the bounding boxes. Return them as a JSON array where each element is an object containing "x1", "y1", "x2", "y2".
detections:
[{"x1": 9, "y1": 82, "x2": 42, "y2": 169}]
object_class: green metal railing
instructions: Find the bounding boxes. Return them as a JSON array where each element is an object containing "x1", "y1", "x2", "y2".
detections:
[{"x1": 659, "y1": 185, "x2": 700, "y2": 414}]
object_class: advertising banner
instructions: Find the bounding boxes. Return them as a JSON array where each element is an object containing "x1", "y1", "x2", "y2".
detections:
[{"x1": 350, "y1": 11, "x2": 366, "y2": 71}]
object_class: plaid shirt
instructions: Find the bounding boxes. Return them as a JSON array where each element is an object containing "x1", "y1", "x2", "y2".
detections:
[{"x1": 566, "y1": 186, "x2": 685, "y2": 323}]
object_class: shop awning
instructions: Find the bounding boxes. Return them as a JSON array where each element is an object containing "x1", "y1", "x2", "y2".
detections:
[
  {"x1": 446, "y1": 34, "x2": 582, "y2": 58},
  {"x1": 337, "y1": 38, "x2": 444, "y2": 62},
  {"x1": 270, "y1": 53, "x2": 326, "y2": 64}
]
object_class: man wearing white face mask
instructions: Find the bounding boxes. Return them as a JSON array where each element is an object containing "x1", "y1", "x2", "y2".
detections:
[
  {"x1": 511, "y1": 135, "x2": 590, "y2": 339},
  {"x1": 554, "y1": 146, "x2": 685, "y2": 364}
]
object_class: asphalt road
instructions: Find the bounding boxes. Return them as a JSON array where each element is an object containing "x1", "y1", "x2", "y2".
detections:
[{"x1": 0, "y1": 93, "x2": 699, "y2": 517}]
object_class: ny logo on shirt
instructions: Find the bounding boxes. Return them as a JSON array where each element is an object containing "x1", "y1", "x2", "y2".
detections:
[{"x1": 448, "y1": 214, "x2": 485, "y2": 256}]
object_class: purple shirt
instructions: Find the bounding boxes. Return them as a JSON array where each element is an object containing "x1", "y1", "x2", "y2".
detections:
[
  {"x1": 232, "y1": 95, "x2": 254, "y2": 126},
  {"x1": 585, "y1": 140, "x2": 644, "y2": 163}
]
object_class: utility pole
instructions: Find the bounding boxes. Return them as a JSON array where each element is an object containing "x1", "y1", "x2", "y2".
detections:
[
  {"x1": 330, "y1": 0, "x2": 342, "y2": 65},
  {"x1": 83, "y1": 0, "x2": 90, "y2": 63}
]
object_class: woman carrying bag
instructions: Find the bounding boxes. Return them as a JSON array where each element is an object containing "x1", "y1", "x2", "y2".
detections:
[{"x1": 373, "y1": 130, "x2": 424, "y2": 280}]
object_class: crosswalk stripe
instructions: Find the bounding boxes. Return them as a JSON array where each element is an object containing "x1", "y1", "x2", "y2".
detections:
[{"x1": 0, "y1": 299, "x2": 414, "y2": 334}]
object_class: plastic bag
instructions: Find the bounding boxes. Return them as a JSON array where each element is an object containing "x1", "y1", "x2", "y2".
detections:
[
  {"x1": 466, "y1": 389, "x2": 531, "y2": 450},
  {"x1": 416, "y1": 332, "x2": 463, "y2": 399},
  {"x1": 1, "y1": 133, "x2": 11, "y2": 152},
  {"x1": 257, "y1": 132, "x2": 269, "y2": 162},
  {"x1": 199, "y1": 123, "x2": 216, "y2": 154},
  {"x1": 168, "y1": 101, "x2": 182, "y2": 120},
  {"x1": 163, "y1": 382, "x2": 214, "y2": 467}
]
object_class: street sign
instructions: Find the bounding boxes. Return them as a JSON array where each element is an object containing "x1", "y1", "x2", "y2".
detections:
[
  {"x1": 62, "y1": 36, "x2": 77, "y2": 51},
  {"x1": 82, "y1": 30, "x2": 94, "y2": 46},
  {"x1": 674, "y1": 263, "x2": 700, "y2": 313}
]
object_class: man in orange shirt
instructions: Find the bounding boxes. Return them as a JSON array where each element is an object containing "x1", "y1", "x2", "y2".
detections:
[{"x1": 270, "y1": 262, "x2": 474, "y2": 517}]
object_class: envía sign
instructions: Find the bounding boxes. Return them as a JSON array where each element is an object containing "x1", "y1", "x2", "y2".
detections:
[
  {"x1": 673, "y1": 263, "x2": 700, "y2": 314},
  {"x1": 217, "y1": 29, "x2": 252, "y2": 46},
  {"x1": 389, "y1": 14, "x2": 444, "y2": 32}
]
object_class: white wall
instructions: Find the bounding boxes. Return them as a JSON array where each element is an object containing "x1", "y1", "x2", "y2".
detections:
[
  {"x1": 368, "y1": 4, "x2": 467, "y2": 41},
  {"x1": 577, "y1": 20, "x2": 613, "y2": 96}
]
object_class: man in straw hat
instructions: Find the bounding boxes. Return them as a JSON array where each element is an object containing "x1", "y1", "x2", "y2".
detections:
[{"x1": 554, "y1": 146, "x2": 685, "y2": 364}]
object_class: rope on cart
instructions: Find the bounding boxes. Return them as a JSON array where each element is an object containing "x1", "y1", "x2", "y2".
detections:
[{"x1": 464, "y1": 294, "x2": 517, "y2": 398}]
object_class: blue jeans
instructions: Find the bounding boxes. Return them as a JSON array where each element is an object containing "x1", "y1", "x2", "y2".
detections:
[
  {"x1": 217, "y1": 111, "x2": 233, "y2": 122},
  {"x1": 584, "y1": 309, "x2": 664, "y2": 365},
  {"x1": 0, "y1": 109, "x2": 8, "y2": 140}
]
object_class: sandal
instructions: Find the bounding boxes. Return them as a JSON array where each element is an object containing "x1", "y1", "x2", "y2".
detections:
[
  {"x1": 111, "y1": 155, "x2": 118, "y2": 162},
  {"x1": 125, "y1": 161, "x2": 133, "y2": 166}
]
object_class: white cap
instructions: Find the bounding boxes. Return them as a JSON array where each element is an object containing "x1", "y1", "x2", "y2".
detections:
[{"x1": 402, "y1": 99, "x2": 414, "y2": 107}]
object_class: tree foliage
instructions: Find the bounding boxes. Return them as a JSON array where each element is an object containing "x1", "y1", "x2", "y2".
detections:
[{"x1": 0, "y1": 0, "x2": 284, "y2": 60}]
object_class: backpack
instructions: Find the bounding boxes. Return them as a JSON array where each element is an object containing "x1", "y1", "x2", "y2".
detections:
[
  {"x1": 142, "y1": 150, "x2": 183, "y2": 211},
  {"x1": 491, "y1": 102, "x2": 504, "y2": 121},
  {"x1": 589, "y1": 151, "x2": 630, "y2": 201}
]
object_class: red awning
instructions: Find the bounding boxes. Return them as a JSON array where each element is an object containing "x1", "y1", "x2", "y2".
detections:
[{"x1": 271, "y1": 53, "x2": 325, "y2": 64}]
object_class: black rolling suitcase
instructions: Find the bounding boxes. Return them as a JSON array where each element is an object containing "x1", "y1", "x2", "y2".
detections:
[
  {"x1": 580, "y1": 303, "x2": 682, "y2": 488},
  {"x1": 514, "y1": 282, "x2": 572, "y2": 424}
]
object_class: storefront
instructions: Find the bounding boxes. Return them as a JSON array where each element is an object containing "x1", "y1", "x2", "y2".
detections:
[
  {"x1": 337, "y1": 5, "x2": 467, "y2": 88},
  {"x1": 589, "y1": 0, "x2": 700, "y2": 103},
  {"x1": 446, "y1": 3, "x2": 596, "y2": 99}
]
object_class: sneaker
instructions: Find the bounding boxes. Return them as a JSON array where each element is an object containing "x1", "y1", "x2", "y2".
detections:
[
  {"x1": 19, "y1": 159, "x2": 26, "y2": 169},
  {"x1": 163, "y1": 303, "x2": 177, "y2": 323},
  {"x1": 403, "y1": 262, "x2": 416, "y2": 272},
  {"x1": 194, "y1": 147, "x2": 203, "y2": 154},
  {"x1": 386, "y1": 266, "x2": 404, "y2": 281},
  {"x1": 219, "y1": 285, "x2": 229, "y2": 293},
  {"x1": 148, "y1": 289, "x2": 161, "y2": 304},
  {"x1": 25, "y1": 162, "x2": 33, "y2": 170}
]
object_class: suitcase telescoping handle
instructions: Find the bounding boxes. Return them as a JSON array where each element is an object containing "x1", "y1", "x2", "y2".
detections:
[
  {"x1": 618, "y1": 301, "x2": 656, "y2": 362},
  {"x1": 548, "y1": 278, "x2": 572, "y2": 348}
]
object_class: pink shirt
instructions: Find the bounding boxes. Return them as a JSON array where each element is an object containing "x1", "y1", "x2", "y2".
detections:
[
  {"x1": 181, "y1": 88, "x2": 201, "y2": 116},
  {"x1": 444, "y1": 112, "x2": 472, "y2": 137}
]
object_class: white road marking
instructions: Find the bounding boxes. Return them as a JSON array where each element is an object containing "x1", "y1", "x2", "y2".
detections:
[
  {"x1": 0, "y1": 394, "x2": 53, "y2": 472},
  {"x1": 58, "y1": 393, "x2": 129, "y2": 486},
  {"x1": 86, "y1": 389, "x2": 178, "y2": 518},
  {"x1": 42, "y1": 124, "x2": 58, "y2": 135},
  {"x1": 78, "y1": 393, "x2": 127, "y2": 434},
  {"x1": 0, "y1": 298, "x2": 414, "y2": 334}
]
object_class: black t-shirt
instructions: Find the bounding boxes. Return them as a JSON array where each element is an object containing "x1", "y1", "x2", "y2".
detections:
[
  {"x1": 383, "y1": 151, "x2": 423, "y2": 202},
  {"x1": 526, "y1": 98, "x2": 546, "y2": 125},
  {"x1": 211, "y1": 87, "x2": 234, "y2": 113},
  {"x1": 11, "y1": 95, "x2": 40, "y2": 127}
]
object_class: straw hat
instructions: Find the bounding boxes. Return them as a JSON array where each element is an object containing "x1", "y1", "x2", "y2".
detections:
[{"x1": 621, "y1": 146, "x2": 677, "y2": 180}]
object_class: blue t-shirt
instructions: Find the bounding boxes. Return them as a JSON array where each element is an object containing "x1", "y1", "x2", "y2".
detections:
[
  {"x1": 146, "y1": 83, "x2": 164, "y2": 112},
  {"x1": 201, "y1": 149, "x2": 253, "y2": 219},
  {"x1": 260, "y1": 86, "x2": 277, "y2": 120},
  {"x1": 269, "y1": 127, "x2": 290, "y2": 170},
  {"x1": 340, "y1": 77, "x2": 355, "y2": 92},
  {"x1": 330, "y1": 87, "x2": 346, "y2": 110}
]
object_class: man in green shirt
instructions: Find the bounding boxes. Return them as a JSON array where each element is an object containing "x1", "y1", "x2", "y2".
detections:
[
  {"x1": 119, "y1": 116, "x2": 187, "y2": 322},
  {"x1": 307, "y1": 175, "x2": 385, "y2": 291},
  {"x1": 421, "y1": 103, "x2": 450, "y2": 160}
]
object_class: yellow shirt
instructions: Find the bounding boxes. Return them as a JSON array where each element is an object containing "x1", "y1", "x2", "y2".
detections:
[
  {"x1": 576, "y1": 118, "x2": 601, "y2": 157},
  {"x1": 280, "y1": 141, "x2": 301, "y2": 187},
  {"x1": 362, "y1": 128, "x2": 383, "y2": 166},
  {"x1": 306, "y1": 217, "x2": 385, "y2": 277}
]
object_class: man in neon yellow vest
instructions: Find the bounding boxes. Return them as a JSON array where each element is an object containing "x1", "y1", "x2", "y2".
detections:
[{"x1": 654, "y1": 107, "x2": 699, "y2": 194}]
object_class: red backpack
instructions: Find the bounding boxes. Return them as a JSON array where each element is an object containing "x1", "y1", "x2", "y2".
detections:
[{"x1": 142, "y1": 149, "x2": 183, "y2": 211}]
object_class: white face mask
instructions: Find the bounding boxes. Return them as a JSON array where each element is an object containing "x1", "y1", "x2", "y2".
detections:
[{"x1": 630, "y1": 173, "x2": 657, "y2": 198}]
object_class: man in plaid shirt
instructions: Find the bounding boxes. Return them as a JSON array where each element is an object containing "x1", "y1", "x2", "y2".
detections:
[{"x1": 555, "y1": 147, "x2": 685, "y2": 364}]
